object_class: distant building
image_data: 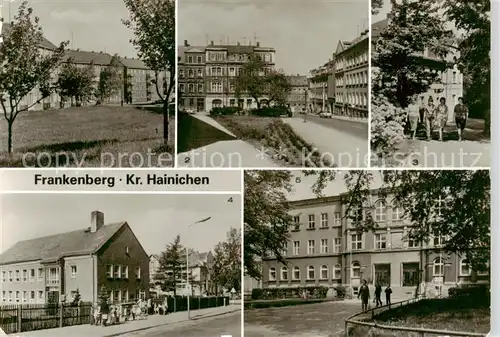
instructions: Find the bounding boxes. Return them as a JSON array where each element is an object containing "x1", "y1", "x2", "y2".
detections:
[
  {"x1": 261, "y1": 191, "x2": 489, "y2": 299},
  {"x1": 0, "y1": 211, "x2": 150, "y2": 305},
  {"x1": 333, "y1": 30, "x2": 369, "y2": 119},
  {"x1": 371, "y1": 14, "x2": 463, "y2": 119},
  {"x1": 119, "y1": 57, "x2": 166, "y2": 104},
  {"x1": 286, "y1": 75, "x2": 308, "y2": 113},
  {"x1": 308, "y1": 60, "x2": 334, "y2": 114},
  {"x1": 178, "y1": 41, "x2": 206, "y2": 112}
]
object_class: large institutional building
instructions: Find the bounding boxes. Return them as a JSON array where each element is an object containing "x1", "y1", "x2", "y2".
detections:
[
  {"x1": 178, "y1": 40, "x2": 276, "y2": 112},
  {"x1": 261, "y1": 192, "x2": 489, "y2": 299},
  {"x1": 371, "y1": 15, "x2": 463, "y2": 119},
  {"x1": 0, "y1": 211, "x2": 150, "y2": 305}
]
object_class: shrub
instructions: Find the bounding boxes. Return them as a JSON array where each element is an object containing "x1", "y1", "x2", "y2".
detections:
[
  {"x1": 250, "y1": 107, "x2": 287, "y2": 117},
  {"x1": 370, "y1": 94, "x2": 406, "y2": 156},
  {"x1": 210, "y1": 106, "x2": 240, "y2": 116},
  {"x1": 448, "y1": 285, "x2": 490, "y2": 300},
  {"x1": 245, "y1": 298, "x2": 325, "y2": 309},
  {"x1": 251, "y1": 286, "x2": 328, "y2": 300},
  {"x1": 334, "y1": 286, "x2": 347, "y2": 299}
]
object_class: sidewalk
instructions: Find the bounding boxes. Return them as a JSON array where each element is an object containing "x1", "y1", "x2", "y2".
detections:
[
  {"x1": 16, "y1": 305, "x2": 240, "y2": 337},
  {"x1": 283, "y1": 118, "x2": 369, "y2": 167}
]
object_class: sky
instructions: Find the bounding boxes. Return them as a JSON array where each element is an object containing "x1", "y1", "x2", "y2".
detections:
[
  {"x1": 179, "y1": 0, "x2": 369, "y2": 75},
  {"x1": 0, "y1": 193, "x2": 241, "y2": 255},
  {"x1": 286, "y1": 170, "x2": 383, "y2": 201},
  {"x1": 372, "y1": 0, "x2": 391, "y2": 22},
  {"x1": 1, "y1": 0, "x2": 137, "y2": 57}
]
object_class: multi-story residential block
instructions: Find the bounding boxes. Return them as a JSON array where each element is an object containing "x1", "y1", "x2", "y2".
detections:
[
  {"x1": 0, "y1": 211, "x2": 150, "y2": 305},
  {"x1": 308, "y1": 60, "x2": 334, "y2": 113},
  {"x1": 333, "y1": 29, "x2": 369, "y2": 118},
  {"x1": 203, "y1": 41, "x2": 276, "y2": 111},
  {"x1": 286, "y1": 75, "x2": 308, "y2": 113},
  {"x1": 178, "y1": 41, "x2": 206, "y2": 112},
  {"x1": 261, "y1": 192, "x2": 489, "y2": 299},
  {"x1": 371, "y1": 14, "x2": 463, "y2": 119},
  {"x1": 119, "y1": 57, "x2": 165, "y2": 104}
]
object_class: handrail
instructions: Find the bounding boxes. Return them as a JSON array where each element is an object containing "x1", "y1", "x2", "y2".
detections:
[{"x1": 344, "y1": 296, "x2": 487, "y2": 337}]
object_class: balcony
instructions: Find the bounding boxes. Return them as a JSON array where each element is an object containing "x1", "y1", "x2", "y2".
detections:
[{"x1": 47, "y1": 279, "x2": 60, "y2": 286}]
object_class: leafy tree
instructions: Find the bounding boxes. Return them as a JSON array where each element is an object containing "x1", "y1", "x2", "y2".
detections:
[
  {"x1": 211, "y1": 228, "x2": 241, "y2": 293},
  {"x1": 0, "y1": 1, "x2": 68, "y2": 153},
  {"x1": 442, "y1": 0, "x2": 490, "y2": 134},
  {"x1": 372, "y1": 0, "x2": 384, "y2": 15},
  {"x1": 244, "y1": 170, "x2": 490, "y2": 279},
  {"x1": 123, "y1": 0, "x2": 175, "y2": 144},
  {"x1": 233, "y1": 53, "x2": 291, "y2": 109},
  {"x1": 372, "y1": 0, "x2": 453, "y2": 109},
  {"x1": 57, "y1": 61, "x2": 95, "y2": 106},
  {"x1": 97, "y1": 54, "x2": 123, "y2": 103},
  {"x1": 154, "y1": 235, "x2": 186, "y2": 296},
  {"x1": 370, "y1": 94, "x2": 406, "y2": 156}
]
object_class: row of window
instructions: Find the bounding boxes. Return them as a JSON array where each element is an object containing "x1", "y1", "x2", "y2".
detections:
[
  {"x1": 179, "y1": 83, "x2": 204, "y2": 94},
  {"x1": 336, "y1": 71, "x2": 369, "y2": 87},
  {"x1": 336, "y1": 50, "x2": 369, "y2": 70},
  {"x1": 206, "y1": 52, "x2": 273, "y2": 63},
  {"x1": 2, "y1": 290, "x2": 44, "y2": 303},
  {"x1": 106, "y1": 265, "x2": 141, "y2": 280},
  {"x1": 1, "y1": 267, "x2": 65, "y2": 283},
  {"x1": 268, "y1": 258, "x2": 488, "y2": 282}
]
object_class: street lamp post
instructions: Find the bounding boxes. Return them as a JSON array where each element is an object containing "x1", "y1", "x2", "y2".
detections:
[{"x1": 186, "y1": 216, "x2": 212, "y2": 320}]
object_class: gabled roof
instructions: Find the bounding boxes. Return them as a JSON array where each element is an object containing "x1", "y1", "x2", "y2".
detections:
[
  {"x1": 0, "y1": 222, "x2": 126, "y2": 265},
  {"x1": 119, "y1": 57, "x2": 149, "y2": 69},
  {"x1": 1, "y1": 22, "x2": 58, "y2": 50},
  {"x1": 64, "y1": 49, "x2": 114, "y2": 65}
]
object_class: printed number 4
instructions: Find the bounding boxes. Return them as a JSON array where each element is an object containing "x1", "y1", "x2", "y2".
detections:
[{"x1": 227, "y1": 197, "x2": 233, "y2": 203}]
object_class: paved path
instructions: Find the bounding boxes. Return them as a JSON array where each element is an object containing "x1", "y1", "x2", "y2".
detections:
[
  {"x1": 244, "y1": 301, "x2": 360, "y2": 337},
  {"x1": 16, "y1": 305, "x2": 239, "y2": 337},
  {"x1": 283, "y1": 118, "x2": 369, "y2": 167},
  {"x1": 119, "y1": 311, "x2": 241, "y2": 337},
  {"x1": 304, "y1": 114, "x2": 369, "y2": 137}
]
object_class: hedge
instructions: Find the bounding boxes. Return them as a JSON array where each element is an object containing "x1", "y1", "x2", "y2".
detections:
[
  {"x1": 448, "y1": 285, "x2": 490, "y2": 300},
  {"x1": 209, "y1": 107, "x2": 240, "y2": 116},
  {"x1": 250, "y1": 107, "x2": 289, "y2": 117},
  {"x1": 245, "y1": 298, "x2": 326, "y2": 309},
  {"x1": 251, "y1": 286, "x2": 328, "y2": 300}
]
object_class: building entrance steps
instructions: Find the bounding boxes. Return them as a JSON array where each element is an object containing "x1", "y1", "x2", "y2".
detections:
[{"x1": 15, "y1": 304, "x2": 240, "y2": 337}]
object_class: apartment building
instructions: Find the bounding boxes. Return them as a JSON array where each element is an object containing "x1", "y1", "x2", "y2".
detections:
[
  {"x1": 262, "y1": 192, "x2": 489, "y2": 298},
  {"x1": 308, "y1": 60, "x2": 334, "y2": 113},
  {"x1": 178, "y1": 41, "x2": 206, "y2": 111},
  {"x1": 119, "y1": 57, "x2": 166, "y2": 104},
  {"x1": 0, "y1": 211, "x2": 150, "y2": 305},
  {"x1": 371, "y1": 15, "x2": 463, "y2": 119},
  {"x1": 286, "y1": 75, "x2": 308, "y2": 113},
  {"x1": 333, "y1": 30, "x2": 369, "y2": 119},
  {"x1": 204, "y1": 41, "x2": 276, "y2": 111}
]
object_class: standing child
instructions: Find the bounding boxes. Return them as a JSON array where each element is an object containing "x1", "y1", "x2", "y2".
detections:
[{"x1": 385, "y1": 285, "x2": 393, "y2": 305}]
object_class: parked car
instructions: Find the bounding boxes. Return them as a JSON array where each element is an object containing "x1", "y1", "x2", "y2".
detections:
[
  {"x1": 319, "y1": 111, "x2": 333, "y2": 118},
  {"x1": 185, "y1": 107, "x2": 196, "y2": 115}
]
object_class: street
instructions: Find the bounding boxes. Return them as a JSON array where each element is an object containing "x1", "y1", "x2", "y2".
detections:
[
  {"x1": 244, "y1": 301, "x2": 360, "y2": 337},
  {"x1": 119, "y1": 311, "x2": 241, "y2": 337},
  {"x1": 297, "y1": 115, "x2": 368, "y2": 140}
]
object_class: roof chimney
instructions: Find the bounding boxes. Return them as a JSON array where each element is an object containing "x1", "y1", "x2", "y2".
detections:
[
  {"x1": 256, "y1": 42, "x2": 260, "y2": 47},
  {"x1": 210, "y1": 40, "x2": 214, "y2": 46},
  {"x1": 184, "y1": 39, "x2": 189, "y2": 47},
  {"x1": 237, "y1": 41, "x2": 240, "y2": 46},
  {"x1": 90, "y1": 211, "x2": 104, "y2": 233}
]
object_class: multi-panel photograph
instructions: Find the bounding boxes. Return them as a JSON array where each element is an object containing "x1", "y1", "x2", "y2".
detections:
[{"x1": 0, "y1": 0, "x2": 494, "y2": 336}]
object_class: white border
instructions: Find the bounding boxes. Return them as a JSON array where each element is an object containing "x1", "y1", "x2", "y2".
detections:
[
  {"x1": 174, "y1": 0, "x2": 179, "y2": 167},
  {"x1": 367, "y1": 0, "x2": 373, "y2": 168},
  {"x1": 240, "y1": 169, "x2": 245, "y2": 337}
]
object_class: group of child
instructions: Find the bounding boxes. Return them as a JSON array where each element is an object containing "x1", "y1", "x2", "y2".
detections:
[
  {"x1": 91, "y1": 298, "x2": 169, "y2": 327},
  {"x1": 357, "y1": 279, "x2": 393, "y2": 311}
]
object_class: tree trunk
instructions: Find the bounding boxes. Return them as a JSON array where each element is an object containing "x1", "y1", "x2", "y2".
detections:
[
  {"x1": 163, "y1": 99, "x2": 169, "y2": 145},
  {"x1": 7, "y1": 120, "x2": 13, "y2": 154}
]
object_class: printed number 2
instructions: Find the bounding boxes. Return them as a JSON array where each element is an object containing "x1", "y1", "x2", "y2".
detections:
[{"x1": 227, "y1": 197, "x2": 233, "y2": 203}]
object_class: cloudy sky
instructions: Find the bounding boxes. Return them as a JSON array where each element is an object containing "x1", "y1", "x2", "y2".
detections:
[
  {"x1": 1, "y1": 194, "x2": 241, "y2": 255},
  {"x1": 2, "y1": 0, "x2": 137, "y2": 57},
  {"x1": 287, "y1": 170, "x2": 383, "y2": 201},
  {"x1": 179, "y1": 0, "x2": 369, "y2": 75}
]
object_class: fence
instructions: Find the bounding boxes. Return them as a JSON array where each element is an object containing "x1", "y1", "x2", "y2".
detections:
[
  {"x1": 161, "y1": 296, "x2": 230, "y2": 313},
  {"x1": 0, "y1": 302, "x2": 92, "y2": 334},
  {"x1": 344, "y1": 297, "x2": 487, "y2": 337}
]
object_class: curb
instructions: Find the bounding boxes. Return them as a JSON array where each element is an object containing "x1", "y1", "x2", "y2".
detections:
[{"x1": 103, "y1": 309, "x2": 240, "y2": 337}]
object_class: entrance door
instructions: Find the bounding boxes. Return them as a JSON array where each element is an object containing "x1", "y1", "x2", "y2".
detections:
[
  {"x1": 402, "y1": 263, "x2": 420, "y2": 286},
  {"x1": 47, "y1": 290, "x2": 59, "y2": 304},
  {"x1": 374, "y1": 264, "x2": 391, "y2": 286},
  {"x1": 197, "y1": 98, "x2": 204, "y2": 112}
]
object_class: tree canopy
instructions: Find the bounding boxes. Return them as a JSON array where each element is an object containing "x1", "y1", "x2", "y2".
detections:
[
  {"x1": 0, "y1": 1, "x2": 68, "y2": 153},
  {"x1": 97, "y1": 54, "x2": 123, "y2": 103},
  {"x1": 57, "y1": 61, "x2": 95, "y2": 106},
  {"x1": 211, "y1": 228, "x2": 242, "y2": 293},
  {"x1": 154, "y1": 235, "x2": 186, "y2": 296},
  {"x1": 244, "y1": 170, "x2": 490, "y2": 279},
  {"x1": 233, "y1": 53, "x2": 291, "y2": 109}
]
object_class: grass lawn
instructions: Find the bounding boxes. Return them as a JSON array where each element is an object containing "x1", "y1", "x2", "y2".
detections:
[
  {"x1": 349, "y1": 297, "x2": 490, "y2": 336},
  {"x1": 213, "y1": 115, "x2": 331, "y2": 167},
  {"x1": 177, "y1": 112, "x2": 236, "y2": 153},
  {"x1": 0, "y1": 105, "x2": 175, "y2": 167}
]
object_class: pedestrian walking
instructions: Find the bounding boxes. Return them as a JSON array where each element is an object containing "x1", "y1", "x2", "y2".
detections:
[
  {"x1": 374, "y1": 283, "x2": 383, "y2": 307},
  {"x1": 424, "y1": 97, "x2": 436, "y2": 140},
  {"x1": 454, "y1": 97, "x2": 469, "y2": 141},
  {"x1": 357, "y1": 279, "x2": 370, "y2": 312},
  {"x1": 100, "y1": 299, "x2": 110, "y2": 326},
  {"x1": 407, "y1": 96, "x2": 420, "y2": 140},
  {"x1": 385, "y1": 285, "x2": 392, "y2": 305},
  {"x1": 436, "y1": 97, "x2": 449, "y2": 142}
]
